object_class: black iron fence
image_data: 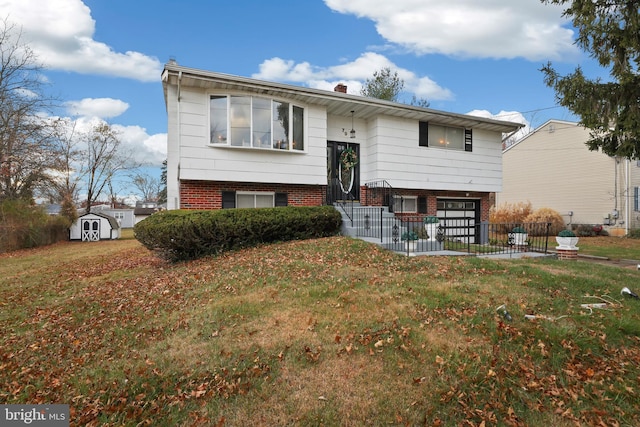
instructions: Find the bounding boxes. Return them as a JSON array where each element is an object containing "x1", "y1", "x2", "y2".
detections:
[{"x1": 349, "y1": 209, "x2": 551, "y2": 256}]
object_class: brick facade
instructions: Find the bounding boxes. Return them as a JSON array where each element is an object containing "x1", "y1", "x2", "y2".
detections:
[
  {"x1": 180, "y1": 180, "x2": 325, "y2": 209},
  {"x1": 556, "y1": 248, "x2": 578, "y2": 260},
  {"x1": 179, "y1": 180, "x2": 492, "y2": 220},
  {"x1": 360, "y1": 186, "x2": 491, "y2": 221}
]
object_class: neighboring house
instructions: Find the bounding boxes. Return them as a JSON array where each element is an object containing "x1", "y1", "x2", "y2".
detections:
[
  {"x1": 497, "y1": 119, "x2": 640, "y2": 236},
  {"x1": 91, "y1": 204, "x2": 135, "y2": 228},
  {"x1": 161, "y1": 62, "x2": 522, "y2": 241},
  {"x1": 69, "y1": 212, "x2": 121, "y2": 241},
  {"x1": 44, "y1": 204, "x2": 61, "y2": 215},
  {"x1": 134, "y1": 201, "x2": 161, "y2": 224}
]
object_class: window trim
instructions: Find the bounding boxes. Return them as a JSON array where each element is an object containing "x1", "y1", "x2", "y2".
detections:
[
  {"x1": 393, "y1": 195, "x2": 418, "y2": 213},
  {"x1": 419, "y1": 121, "x2": 472, "y2": 152},
  {"x1": 209, "y1": 94, "x2": 306, "y2": 152},
  {"x1": 222, "y1": 191, "x2": 288, "y2": 208},
  {"x1": 236, "y1": 191, "x2": 276, "y2": 209}
]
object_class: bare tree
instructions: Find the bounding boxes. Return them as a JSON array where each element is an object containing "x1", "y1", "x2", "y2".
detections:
[
  {"x1": 80, "y1": 123, "x2": 137, "y2": 213},
  {"x1": 130, "y1": 171, "x2": 161, "y2": 202},
  {"x1": 0, "y1": 18, "x2": 58, "y2": 202},
  {"x1": 40, "y1": 118, "x2": 82, "y2": 203}
]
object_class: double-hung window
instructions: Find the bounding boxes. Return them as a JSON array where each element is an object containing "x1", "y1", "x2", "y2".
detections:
[
  {"x1": 393, "y1": 195, "x2": 417, "y2": 213},
  {"x1": 419, "y1": 121, "x2": 472, "y2": 152},
  {"x1": 222, "y1": 191, "x2": 288, "y2": 209},
  {"x1": 210, "y1": 95, "x2": 304, "y2": 151},
  {"x1": 237, "y1": 192, "x2": 275, "y2": 208}
]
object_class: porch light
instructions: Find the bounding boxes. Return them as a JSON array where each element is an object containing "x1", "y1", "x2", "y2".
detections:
[{"x1": 350, "y1": 110, "x2": 356, "y2": 138}]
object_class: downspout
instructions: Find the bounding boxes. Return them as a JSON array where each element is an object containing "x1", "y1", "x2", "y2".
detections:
[
  {"x1": 614, "y1": 157, "x2": 619, "y2": 226},
  {"x1": 176, "y1": 71, "x2": 182, "y2": 210},
  {"x1": 626, "y1": 158, "x2": 630, "y2": 235}
]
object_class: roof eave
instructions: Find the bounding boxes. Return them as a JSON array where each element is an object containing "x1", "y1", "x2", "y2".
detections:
[{"x1": 162, "y1": 63, "x2": 523, "y2": 133}]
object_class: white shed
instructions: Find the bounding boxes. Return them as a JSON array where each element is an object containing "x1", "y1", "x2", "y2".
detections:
[{"x1": 69, "y1": 212, "x2": 121, "y2": 241}]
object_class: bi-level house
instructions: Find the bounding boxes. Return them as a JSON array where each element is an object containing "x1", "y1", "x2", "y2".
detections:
[{"x1": 161, "y1": 62, "x2": 522, "y2": 242}]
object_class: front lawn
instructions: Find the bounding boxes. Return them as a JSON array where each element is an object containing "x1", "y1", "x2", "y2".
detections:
[{"x1": 1, "y1": 236, "x2": 639, "y2": 426}]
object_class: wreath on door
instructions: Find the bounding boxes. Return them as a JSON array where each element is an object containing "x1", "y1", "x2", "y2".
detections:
[
  {"x1": 338, "y1": 147, "x2": 358, "y2": 194},
  {"x1": 339, "y1": 147, "x2": 358, "y2": 171}
]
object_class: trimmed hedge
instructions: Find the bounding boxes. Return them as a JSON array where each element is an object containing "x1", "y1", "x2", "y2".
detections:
[{"x1": 134, "y1": 206, "x2": 343, "y2": 261}]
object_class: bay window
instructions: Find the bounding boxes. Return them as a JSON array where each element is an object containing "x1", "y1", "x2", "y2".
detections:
[{"x1": 210, "y1": 95, "x2": 304, "y2": 151}]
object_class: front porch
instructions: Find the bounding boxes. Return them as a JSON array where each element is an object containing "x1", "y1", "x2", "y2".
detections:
[{"x1": 335, "y1": 203, "x2": 552, "y2": 258}]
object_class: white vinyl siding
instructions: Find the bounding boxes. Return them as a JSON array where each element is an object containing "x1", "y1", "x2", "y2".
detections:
[
  {"x1": 174, "y1": 87, "x2": 326, "y2": 187},
  {"x1": 359, "y1": 116, "x2": 502, "y2": 193}
]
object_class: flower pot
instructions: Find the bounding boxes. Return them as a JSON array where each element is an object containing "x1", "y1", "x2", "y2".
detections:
[
  {"x1": 406, "y1": 240, "x2": 417, "y2": 253},
  {"x1": 424, "y1": 223, "x2": 439, "y2": 241},
  {"x1": 509, "y1": 232, "x2": 528, "y2": 246},
  {"x1": 556, "y1": 236, "x2": 579, "y2": 249}
]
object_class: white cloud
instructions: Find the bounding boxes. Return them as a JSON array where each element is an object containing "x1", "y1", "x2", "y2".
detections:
[
  {"x1": 112, "y1": 124, "x2": 167, "y2": 166},
  {"x1": 1, "y1": 0, "x2": 162, "y2": 81},
  {"x1": 254, "y1": 52, "x2": 453, "y2": 101},
  {"x1": 323, "y1": 0, "x2": 577, "y2": 61},
  {"x1": 65, "y1": 98, "x2": 129, "y2": 119},
  {"x1": 467, "y1": 109, "x2": 532, "y2": 141}
]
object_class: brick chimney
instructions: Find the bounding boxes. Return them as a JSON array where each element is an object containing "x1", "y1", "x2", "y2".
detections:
[{"x1": 334, "y1": 83, "x2": 347, "y2": 93}]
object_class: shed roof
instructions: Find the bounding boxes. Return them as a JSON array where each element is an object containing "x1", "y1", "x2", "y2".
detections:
[{"x1": 78, "y1": 212, "x2": 121, "y2": 229}]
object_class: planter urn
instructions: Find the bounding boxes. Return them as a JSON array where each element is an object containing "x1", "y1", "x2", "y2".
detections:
[{"x1": 555, "y1": 236, "x2": 579, "y2": 249}]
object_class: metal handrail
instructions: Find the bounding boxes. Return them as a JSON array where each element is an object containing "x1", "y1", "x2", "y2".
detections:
[{"x1": 365, "y1": 179, "x2": 397, "y2": 212}]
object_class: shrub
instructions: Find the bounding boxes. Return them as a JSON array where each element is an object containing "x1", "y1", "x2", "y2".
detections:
[
  {"x1": 627, "y1": 228, "x2": 640, "y2": 239},
  {"x1": 511, "y1": 226, "x2": 526, "y2": 233},
  {"x1": 575, "y1": 224, "x2": 606, "y2": 237},
  {"x1": 423, "y1": 215, "x2": 439, "y2": 224},
  {"x1": 523, "y1": 207, "x2": 565, "y2": 236},
  {"x1": 490, "y1": 201, "x2": 533, "y2": 232},
  {"x1": 401, "y1": 230, "x2": 419, "y2": 241},
  {"x1": 134, "y1": 206, "x2": 343, "y2": 261},
  {"x1": 0, "y1": 200, "x2": 71, "y2": 253},
  {"x1": 490, "y1": 201, "x2": 533, "y2": 224},
  {"x1": 558, "y1": 229, "x2": 576, "y2": 237}
]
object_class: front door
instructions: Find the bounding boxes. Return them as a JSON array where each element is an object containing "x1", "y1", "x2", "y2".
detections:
[
  {"x1": 327, "y1": 141, "x2": 360, "y2": 204},
  {"x1": 81, "y1": 219, "x2": 100, "y2": 242}
]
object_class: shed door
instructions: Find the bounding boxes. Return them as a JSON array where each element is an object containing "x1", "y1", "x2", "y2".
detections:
[{"x1": 81, "y1": 219, "x2": 100, "y2": 242}]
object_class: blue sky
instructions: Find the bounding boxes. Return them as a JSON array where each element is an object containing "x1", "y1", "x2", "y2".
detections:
[{"x1": 2, "y1": 0, "x2": 606, "y2": 188}]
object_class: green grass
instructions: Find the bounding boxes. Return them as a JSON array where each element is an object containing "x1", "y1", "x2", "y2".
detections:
[
  {"x1": 577, "y1": 235, "x2": 640, "y2": 260},
  {"x1": 1, "y1": 235, "x2": 640, "y2": 426}
]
